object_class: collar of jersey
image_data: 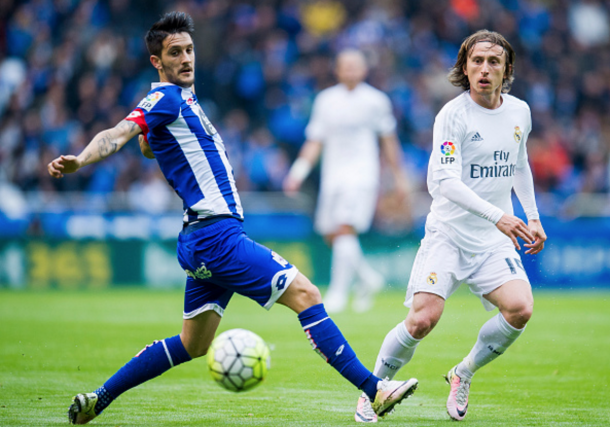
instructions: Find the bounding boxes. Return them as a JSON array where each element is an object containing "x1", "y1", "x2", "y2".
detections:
[
  {"x1": 338, "y1": 82, "x2": 365, "y2": 93},
  {"x1": 465, "y1": 91, "x2": 507, "y2": 115},
  {"x1": 151, "y1": 82, "x2": 193, "y2": 94}
]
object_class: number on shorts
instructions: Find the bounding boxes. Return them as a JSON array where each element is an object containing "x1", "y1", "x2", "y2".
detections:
[{"x1": 505, "y1": 258, "x2": 524, "y2": 274}]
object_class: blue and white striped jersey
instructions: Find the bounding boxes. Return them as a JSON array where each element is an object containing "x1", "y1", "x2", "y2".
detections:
[{"x1": 126, "y1": 83, "x2": 243, "y2": 222}]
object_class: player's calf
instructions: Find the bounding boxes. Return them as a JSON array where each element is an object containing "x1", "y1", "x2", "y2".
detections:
[
  {"x1": 297, "y1": 303, "x2": 381, "y2": 401},
  {"x1": 68, "y1": 335, "x2": 192, "y2": 422}
]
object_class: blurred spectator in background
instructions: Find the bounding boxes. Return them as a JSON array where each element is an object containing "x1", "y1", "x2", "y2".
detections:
[{"x1": 1, "y1": 0, "x2": 609, "y2": 227}]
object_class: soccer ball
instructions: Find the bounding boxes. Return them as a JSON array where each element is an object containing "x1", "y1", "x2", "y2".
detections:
[{"x1": 206, "y1": 328, "x2": 271, "y2": 392}]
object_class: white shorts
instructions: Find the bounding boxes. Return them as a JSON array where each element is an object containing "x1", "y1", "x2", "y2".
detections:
[
  {"x1": 404, "y1": 226, "x2": 530, "y2": 311},
  {"x1": 314, "y1": 186, "x2": 377, "y2": 235}
]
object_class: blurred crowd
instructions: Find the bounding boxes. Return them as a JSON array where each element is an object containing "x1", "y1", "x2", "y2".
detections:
[{"x1": 1, "y1": 0, "x2": 609, "y2": 218}]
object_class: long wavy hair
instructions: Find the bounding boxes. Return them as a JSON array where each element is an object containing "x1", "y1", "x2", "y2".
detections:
[{"x1": 448, "y1": 30, "x2": 516, "y2": 93}]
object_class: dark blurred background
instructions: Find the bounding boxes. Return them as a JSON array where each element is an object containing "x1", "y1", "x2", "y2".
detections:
[{"x1": 1, "y1": 0, "x2": 609, "y2": 289}]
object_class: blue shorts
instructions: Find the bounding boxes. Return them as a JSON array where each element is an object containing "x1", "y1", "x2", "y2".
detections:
[{"x1": 177, "y1": 218, "x2": 298, "y2": 319}]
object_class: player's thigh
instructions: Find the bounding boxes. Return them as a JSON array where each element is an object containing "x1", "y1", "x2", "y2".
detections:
[
  {"x1": 178, "y1": 219, "x2": 298, "y2": 311},
  {"x1": 180, "y1": 309, "x2": 222, "y2": 358},
  {"x1": 277, "y1": 272, "x2": 322, "y2": 314},
  {"x1": 220, "y1": 235, "x2": 299, "y2": 309},
  {"x1": 404, "y1": 229, "x2": 462, "y2": 308},
  {"x1": 405, "y1": 291, "x2": 445, "y2": 338},
  {"x1": 468, "y1": 244, "x2": 531, "y2": 312},
  {"x1": 484, "y1": 279, "x2": 533, "y2": 315},
  {"x1": 183, "y1": 275, "x2": 234, "y2": 320}
]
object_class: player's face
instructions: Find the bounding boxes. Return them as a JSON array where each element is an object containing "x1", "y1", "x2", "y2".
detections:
[
  {"x1": 336, "y1": 54, "x2": 367, "y2": 88},
  {"x1": 155, "y1": 32, "x2": 195, "y2": 88},
  {"x1": 463, "y1": 42, "x2": 508, "y2": 96}
]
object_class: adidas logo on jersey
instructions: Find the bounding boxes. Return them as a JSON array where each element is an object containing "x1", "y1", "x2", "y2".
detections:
[{"x1": 471, "y1": 132, "x2": 483, "y2": 142}]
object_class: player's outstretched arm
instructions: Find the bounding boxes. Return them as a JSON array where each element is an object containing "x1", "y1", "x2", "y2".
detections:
[
  {"x1": 283, "y1": 140, "x2": 322, "y2": 194},
  {"x1": 48, "y1": 120, "x2": 142, "y2": 178}
]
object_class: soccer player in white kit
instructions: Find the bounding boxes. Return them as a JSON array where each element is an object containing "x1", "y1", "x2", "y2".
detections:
[
  {"x1": 283, "y1": 49, "x2": 408, "y2": 314},
  {"x1": 353, "y1": 30, "x2": 548, "y2": 423}
]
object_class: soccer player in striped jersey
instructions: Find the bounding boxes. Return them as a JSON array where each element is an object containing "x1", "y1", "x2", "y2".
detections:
[
  {"x1": 353, "y1": 30, "x2": 547, "y2": 422},
  {"x1": 47, "y1": 12, "x2": 417, "y2": 425}
]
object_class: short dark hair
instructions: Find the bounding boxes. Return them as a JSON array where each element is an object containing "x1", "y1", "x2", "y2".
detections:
[
  {"x1": 448, "y1": 30, "x2": 516, "y2": 93},
  {"x1": 145, "y1": 11, "x2": 195, "y2": 57}
]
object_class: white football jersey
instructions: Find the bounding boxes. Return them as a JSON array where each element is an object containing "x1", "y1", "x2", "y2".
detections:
[
  {"x1": 427, "y1": 92, "x2": 532, "y2": 253},
  {"x1": 305, "y1": 83, "x2": 396, "y2": 192}
]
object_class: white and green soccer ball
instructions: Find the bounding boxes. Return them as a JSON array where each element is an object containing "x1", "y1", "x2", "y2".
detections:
[{"x1": 207, "y1": 328, "x2": 271, "y2": 392}]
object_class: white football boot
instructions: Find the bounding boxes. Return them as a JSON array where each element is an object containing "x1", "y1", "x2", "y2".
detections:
[
  {"x1": 445, "y1": 365, "x2": 471, "y2": 421},
  {"x1": 68, "y1": 392, "x2": 98, "y2": 425},
  {"x1": 355, "y1": 392, "x2": 378, "y2": 423},
  {"x1": 371, "y1": 377, "x2": 418, "y2": 418}
]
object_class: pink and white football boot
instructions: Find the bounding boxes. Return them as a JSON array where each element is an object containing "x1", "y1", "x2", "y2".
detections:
[{"x1": 445, "y1": 365, "x2": 471, "y2": 421}]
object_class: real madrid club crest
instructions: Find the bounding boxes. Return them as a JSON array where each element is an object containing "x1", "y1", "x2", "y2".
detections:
[
  {"x1": 427, "y1": 272, "x2": 437, "y2": 286},
  {"x1": 513, "y1": 126, "x2": 522, "y2": 143}
]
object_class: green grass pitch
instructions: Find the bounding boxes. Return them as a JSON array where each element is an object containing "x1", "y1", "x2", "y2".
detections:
[{"x1": 1, "y1": 287, "x2": 609, "y2": 426}]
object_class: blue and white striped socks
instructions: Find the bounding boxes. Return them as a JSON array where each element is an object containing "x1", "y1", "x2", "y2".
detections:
[
  {"x1": 94, "y1": 335, "x2": 191, "y2": 414},
  {"x1": 298, "y1": 303, "x2": 380, "y2": 401}
]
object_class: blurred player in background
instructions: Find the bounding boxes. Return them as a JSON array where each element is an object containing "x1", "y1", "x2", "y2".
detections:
[
  {"x1": 283, "y1": 49, "x2": 409, "y2": 314},
  {"x1": 353, "y1": 30, "x2": 547, "y2": 423},
  {"x1": 47, "y1": 12, "x2": 417, "y2": 425}
]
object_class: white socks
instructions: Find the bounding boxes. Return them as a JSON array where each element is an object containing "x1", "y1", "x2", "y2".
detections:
[
  {"x1": 457, "y1": 312, "x2": 524, "y2": 380},
  {"x1": 371, "y1": 313, "x2": 523, "y2": 382},
  {"x1": 327, "y1": 233, "x2": 381, "y2": 292},
  {"x1": 326, "y1": 234, "x2": 360, "y2": 301},
  {"x1": 373, "y1": 321, "x2": 421, "y2": 380}
]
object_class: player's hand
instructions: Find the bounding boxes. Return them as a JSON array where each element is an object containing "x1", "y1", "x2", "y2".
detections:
[
  {"x1": 524, "y1": 219, "x2": 547, "y2": 255},
  {"x1": 495, "y1": 213, "x2": 535, "y2": 251},
  {"x1": 139, "y1": 135, "x2": 155, "y2": 159},
  {"x1": 282, "y1": 176, "x2": 302, "y2": 195},
  {"x1": 47, "y1": 155, "x2": 81, "y2": 178}
]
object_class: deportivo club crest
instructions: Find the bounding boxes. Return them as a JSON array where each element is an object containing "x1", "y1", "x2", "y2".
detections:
[
  {"x1": 185, "y1": 262, "x2": 212, "y2": 280},
  {"x1": 427, "y1": 273, "x2": 438, "y2": 285},
  {"x1": 514, "y1": 126, "x2": 522, "y2": 143}
]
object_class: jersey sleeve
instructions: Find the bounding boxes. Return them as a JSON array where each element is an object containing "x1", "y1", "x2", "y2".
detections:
[
  {"x1": 517, "y1": 106, "x2": 532, "y2": 168},
  {"x1": 125, "y1": 90, "x2": 180, "y2": 142},
  {"x1": 304, "y1": 95, "x2": 326, "y2": 142},
  {"x1": 430, "y1": 106, "x2": 467, "y2": 182},
  {"x1": 375, "y1": 93, "x2": 397, "y2": 136}
]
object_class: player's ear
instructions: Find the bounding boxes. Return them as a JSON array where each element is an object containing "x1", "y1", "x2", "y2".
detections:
[{"x1": 150, "y1": 55, "x2": 163, "y2": 70}]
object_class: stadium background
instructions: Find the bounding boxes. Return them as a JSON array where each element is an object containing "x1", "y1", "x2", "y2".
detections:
[{"x1": 1, "y1": 0, "x2": 610, "y2": 289}]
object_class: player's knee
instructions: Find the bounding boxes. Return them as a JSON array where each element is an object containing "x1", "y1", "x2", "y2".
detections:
[
  {"x1": 408, "y1": 315, "x2": 438, "y2": 339},
  {"x1": 516, "y1": 304, "x2": 533, "y2": 325},
  {"x1": 503, "y1": 302, "x2": 533, "y2": 329}
]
